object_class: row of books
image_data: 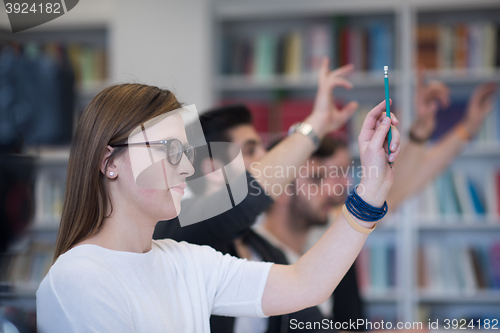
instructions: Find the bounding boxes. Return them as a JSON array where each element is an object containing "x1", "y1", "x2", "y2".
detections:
[
  {"x1": 222, "y1": 97, "x2": 500, "y2": 151},
  {"x1": 356, "y1": 243, "x2": 396, "y2": 293},
  {"x1": 3, "y1": 41, "x2": 106, "y2": 91},
  {"x1": 417, "y1": 242, "x2": 500, "y2": 294},
  {"x1": 33, "y1": 170, "x2": 65, "y2": 229},
  {"x1": 67, "y1": 44, "x2": 107, "y2": 89},
  {"x1": 0, "y1": 242, "x2": 54, "y2": 293},
  {"x1": 220, "y1": 19, "x2": 393, "y2": 78},
  {"x1": 417, "y1": 22, "x2": 500, "y2": 71},
  {"x1": 416, "y1": 169, "x2": 499, "y2": 223}
]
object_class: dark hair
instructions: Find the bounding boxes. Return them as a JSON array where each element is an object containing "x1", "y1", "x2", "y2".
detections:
[
  {"x1": 199, "y1": 104, "x2": 253, "y2": 143},
  {"x1": 186, "y1": 104, "x2": 254, "y2": 195},
  {"x1": 54, "y1": 84, "x2": 182, "y2": 260},
  {"x1": 312, "y1": 136, "x2": 348, "y2": 159},
  {"x1": 268, "y1": 136, "x2": 348, "y2": 159}
]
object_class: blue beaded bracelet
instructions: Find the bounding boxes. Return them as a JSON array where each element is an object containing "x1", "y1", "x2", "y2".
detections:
[{"x1": 345, "y1": 185, "x2": 388, "y2": 222}]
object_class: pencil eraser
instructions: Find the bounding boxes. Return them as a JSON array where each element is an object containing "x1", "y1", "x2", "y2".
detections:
[{"x1": 384, "y1": 66, "x2": 388, "y2": 71}]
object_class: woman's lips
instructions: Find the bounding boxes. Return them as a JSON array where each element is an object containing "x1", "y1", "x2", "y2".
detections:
[{"x1": 170, "y1": 184, "x2": 186, "y2": 195}]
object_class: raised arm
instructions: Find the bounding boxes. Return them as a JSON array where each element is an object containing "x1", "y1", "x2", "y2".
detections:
[
  {"x1": 261, "y1": 100, "x2": 401, "y2": 315},
  {"x1": 387, "y1": 82, "x2": 497, "y2": 208},
  {"x1": 386, "y1": 71, "x2": 450, "y2": 208},
  {"x1": 250, "y1": 58, "x2": 359, "y2": 199}
]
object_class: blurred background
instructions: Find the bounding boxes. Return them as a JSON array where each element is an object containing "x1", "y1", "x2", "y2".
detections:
[{"x1": 1, "y1": 0, "x2": 500, "y2": 331}]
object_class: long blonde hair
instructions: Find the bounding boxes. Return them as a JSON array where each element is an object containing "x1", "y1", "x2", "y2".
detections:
[{"x1": 54, "y1": 84, "x2": 181, "y2": 260}]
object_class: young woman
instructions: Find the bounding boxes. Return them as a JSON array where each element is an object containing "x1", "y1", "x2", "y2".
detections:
[{"x1": 36, "y1": 83, "x2": 400, "y2": 332}]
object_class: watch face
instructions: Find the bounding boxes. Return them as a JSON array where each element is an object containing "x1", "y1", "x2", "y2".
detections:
[{"x1": 299, "y1": 123, "x2": 312, "y2": 134}]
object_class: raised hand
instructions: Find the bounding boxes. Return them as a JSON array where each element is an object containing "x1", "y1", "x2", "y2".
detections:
[
  {"x1": 306, "y1": 58, "x2": 359, "y2": 137},
  {"x1": 462, "y1": 83, "x2": 497, "y2": 136},
  {"x1": 412, "y1": 68, "x2": 450, "y2": 140},
  {"x1": 357, "y1": 100, "x2": 400, "y2": 207}
]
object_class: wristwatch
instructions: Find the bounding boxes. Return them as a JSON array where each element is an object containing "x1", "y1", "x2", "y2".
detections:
[{"x1": 288, "y1": 122, "x2": 320, "y2": 149}]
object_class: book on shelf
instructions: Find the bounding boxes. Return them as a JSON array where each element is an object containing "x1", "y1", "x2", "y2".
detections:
[
  {"x1": 417, "y1": 22, "x2": 500, "y2": 72},
  {"x1": 67, "y1": 43, "x2": 107, "y2": 90},
  {"x1": 307, "y1": 24, "x2": 332, "y2": 75},
  {"x1": 369, "y1": 22, "x2": 393, "y2": 73},
  {"x1": 416, "y1": 169, "x2": 498, "y2": 224},
  {"x1": 432, "y1": 99, "x2": 500, "y2": 145},
  {"x1": 356, "y1": 243, "x2": 396, "y2": 295},
  {"x1": 287, "y1": 31, "x2": 303, "y2": 77},
  {"x1": 417, "y1": 25, "x2": 439, "y2": 69},
  {"x1": 33, "y1": 169, "x2": 66, "y2": 229},
  {"x1": 418, "y1": 241, "x2": 500, "y2": 295},
  {"x1": 220, "y1": 18, "x2": 394, "y2": 78},
  {"x1": 253, "y1": 33, "x2": 277, "y2": 79}
]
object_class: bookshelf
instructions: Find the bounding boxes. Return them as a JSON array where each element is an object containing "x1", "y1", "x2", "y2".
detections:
[
  {"x1": 212, "y1": 0, "x2": 500, "y2": 324},
  {"x1": 0, "y1": 25, "x2": 108, "y2": 331}
]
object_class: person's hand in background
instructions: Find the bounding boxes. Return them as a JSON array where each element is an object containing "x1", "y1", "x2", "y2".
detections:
[
  {"x1": 411, "y1": 68, "x2": 450, "y2": 140},
  {"x1": 386, "y1": 69, "x2": 449, "y2": 209},
  {"x1": 306, "y1": 58, "x2": 359, "y2": 138},
  {"x1": 461, "y1": 82, "x2": 497, "y2": 137}
]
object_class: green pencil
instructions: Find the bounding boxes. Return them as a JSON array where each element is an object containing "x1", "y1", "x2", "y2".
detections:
[{"x1": 384, "y1": 66, "x2": 392, "y2": 162}]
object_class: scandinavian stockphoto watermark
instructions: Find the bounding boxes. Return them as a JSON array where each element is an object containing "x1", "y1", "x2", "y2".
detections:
[
  {"x1": 248, "y1": 160, "x2": 378, "y2": 200},
  {"x1": 3, "y1": 0, "x2": 79, "y2": 33}
]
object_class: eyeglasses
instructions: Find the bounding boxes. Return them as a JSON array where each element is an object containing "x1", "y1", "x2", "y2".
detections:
[{"x1": 111, "y1": 139, "x2": 196, "y2": 165}]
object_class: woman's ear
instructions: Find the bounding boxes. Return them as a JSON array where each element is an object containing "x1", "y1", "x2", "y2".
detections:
[{"x1": 101, "y1": 146, "x2": 120, "y2": 179}]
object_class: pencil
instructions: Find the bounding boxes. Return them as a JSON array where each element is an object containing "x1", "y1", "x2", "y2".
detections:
[{"x1": 384, "y1": 66, "x2": 392, "y2": 162}]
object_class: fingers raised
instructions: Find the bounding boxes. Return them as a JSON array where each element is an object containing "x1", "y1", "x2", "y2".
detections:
[
  {"x1": 359, "y1": 100, "x2": 391, "y2": 143},
  {"x1": 426, "y1": 80, "x2": 451, "y2": 108},
  {"x1": 369, "y1": 117, "x2": 392, "y2": 152},
  {"x1": 330, "y1": 63, "x2": 355, "y2": 78}
]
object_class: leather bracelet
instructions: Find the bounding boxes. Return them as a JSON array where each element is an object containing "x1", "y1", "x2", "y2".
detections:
[
  {"x1": 342, "y1": 204, "x2": 376, "y2": 234},
  {"x1": 454, "y1": 124, "x2": 471, "y2": 142}
]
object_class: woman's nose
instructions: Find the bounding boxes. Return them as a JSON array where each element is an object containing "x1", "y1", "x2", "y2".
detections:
[{"x1": 178, "y1": 153, "x2": 195, "y2": 177}]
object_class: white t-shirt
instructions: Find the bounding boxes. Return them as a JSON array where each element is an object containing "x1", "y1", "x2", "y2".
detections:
[
  {"x1": 234, "y1": 245, "x2": 269, "y2": 333},
  {"x1": 36, "y1": 239, "x2": 273, "y2": 333}
]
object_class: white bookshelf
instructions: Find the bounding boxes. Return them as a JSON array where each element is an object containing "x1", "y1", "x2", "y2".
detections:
[
  {"x1": 417, "y1": 291, "x2": 500, "y2": 304},
  {"x1": 418, "y1": 223, "x2": 500, "y2": 231},
  {"x1": 212, "y1": 0, "x2": 500, "y2": 323},
  {"x1": 216, "y1": 71, "x2": 399, "y2": 91}
]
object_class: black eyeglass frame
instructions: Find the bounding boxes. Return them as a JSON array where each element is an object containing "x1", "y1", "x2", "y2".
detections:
[{"x1": 110, "y1": 139, "x2": 196, "y2": 165}]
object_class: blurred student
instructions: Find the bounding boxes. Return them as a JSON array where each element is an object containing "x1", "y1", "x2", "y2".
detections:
[{"x1": 255, "y1": 78, "x2": 496, "y2": 332}]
